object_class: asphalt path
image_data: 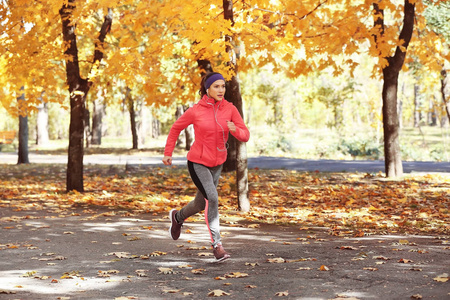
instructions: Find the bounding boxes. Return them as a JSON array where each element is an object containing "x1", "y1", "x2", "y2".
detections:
[
  {"x1": 1, "y1": 152, "x2": 449, "y2": 299},
  {"x1": 1, "y1": 152, "x2": 450, "y2": 174}
]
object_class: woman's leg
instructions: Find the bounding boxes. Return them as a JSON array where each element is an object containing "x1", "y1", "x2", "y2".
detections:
[{"x1": 178, "y1": 161, "x2": 222, "y2": 247}]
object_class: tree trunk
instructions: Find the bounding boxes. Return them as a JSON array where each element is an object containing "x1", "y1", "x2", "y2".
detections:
[
  {"x1": 197, "y1": 59, "x2": 213, "y2": 75},
  {"x1": 60, "y1": 2, "x2": 112, "y2": 192},
  {"x1": 382, "y1": 68, "x2": 403, "y2": 177},
  {"x1": 440, "y1": 69, "x2": 450, "y2": 125},
  {"x1": 17, "y1": 91, "x2": 29, "y2": 164},
  {"x1": 125, "y1": 87, "x2": 138, "y2": 149},
  {"x1": 91, "y1": 89, "x2": 105, "y2": 145},
  {"x1": 36, "y1": 94, "x2": 49, "y2": 146},
  {"x1": 84, "y1": 107, "x2": 91, "y2": 148},
  {"x1": 413, "y1": 83, "x2": 421, "y2": 127},
  {"x1": 223, "y1": 0, "x2": 249, "y2": 212},
  {"x1": 184, "y1": 105, "x2": 194, "y2": 150},
  {"x1": 374, "y1": 0, "x2": 415, "y2": 178},
  {"x1": 138, "y1": 102, "x2": 146, "y2": 147},
  {"x1": 175, "y1": 105, "x2": 185, "y2": 147},
  {"x1": 152, "y1": 117, "x2": 160, "y2": 138},
  {"x1": 428, "y1": 99, "x2": 437, "y2": 126}
]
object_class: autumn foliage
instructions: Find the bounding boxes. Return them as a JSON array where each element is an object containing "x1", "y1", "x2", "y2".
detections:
[
  {"x1": 1, "y1": 0, "x2": 448, "y2": 114},
  {"x1": 1, "y1": 164, "x2": 448, "y2": 235}
]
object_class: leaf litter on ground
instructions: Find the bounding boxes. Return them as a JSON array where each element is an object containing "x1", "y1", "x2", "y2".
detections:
[{"x1": 0, "y1": 164, "x2": 449, "y2": 235}]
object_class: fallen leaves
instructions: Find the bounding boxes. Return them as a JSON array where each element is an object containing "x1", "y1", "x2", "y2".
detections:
[
  {"x1": 208, "y1": 289, "x2": 230, "y2": 297},
  {"x1": 267, "y1": 257, "x2": 286, "y2": 263},
  {"x1": 1, "y1": 165, "x2": 448, "y2": 235},
  {"x1": 158, "y1": 267, "x2": 174, "y2": 274},
  {"x1": 223, "y1": 272, "x2": 249, "y2": 278},
  {"x1": 275, "y1": 291, "x2": 289, "y2": 296},
  {"x1": 433, "y1": 273, "x2": 449, "y2": 282},
  {"x1": 319, "y1": 265, "x2": 330, "y2": 271}
]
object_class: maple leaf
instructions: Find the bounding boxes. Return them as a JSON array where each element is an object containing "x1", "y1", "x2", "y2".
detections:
[
  {"x1": 158, "y1": 267, "x2": 174, "y2": 274},
  {"x1": 191, "y1": 268, "x2": 206, "y2": 275},
  {"x1": 319, "y1": 265, "x2": 330, "y2": 271},
  {"x1": 149, "y1": 251, "x2": 167, "y2": 257},
  {"x1": 208, "y1": 289, "x2": 230, "y2": 297},
  {"x1": 224, "y1": 272, "x2": 249, "y2": 278},
  {"x1": 135, "y1": 270, "x2": 148, "y2": 277},
  {"x1": 433, "y1": 273, "x2": 449, "y2": 282},
  {"x1": 275, "y1": 291, "x2": 289, "y2": 296}
]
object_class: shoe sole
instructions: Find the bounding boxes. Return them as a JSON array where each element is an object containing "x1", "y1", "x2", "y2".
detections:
[{"x1": 214, "y1": 254, "x2": 231, "y2": 263}]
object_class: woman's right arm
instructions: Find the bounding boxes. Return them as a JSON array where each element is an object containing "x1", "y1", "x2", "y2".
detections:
[{"x1": 163, "y1": 108, "x2": 195, "y2": 162}]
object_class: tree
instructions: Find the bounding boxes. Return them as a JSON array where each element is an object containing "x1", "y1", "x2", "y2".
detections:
[
  {"x1": 17, "y1": 90, "x2": 29, "y2": 164},
  {"x1": 2, "y1": 0, "x2": 447, "y2": 189},
  {"x1": 245, "y1": 0, "x2": 447, "y2": 177},
  {"x1": 59, "y1": 2, "x2": 112, "y2": 191},
  {"x1": 372, "y1": 0, "x2": 415, "y2": 177},
  {"x1": 424, "y1": 0, "x2": 450, "y2": 124},
  {"x1": 36, "y1": 95, "x2": 50, "y2": 146},
  {"x1": 222, "y1": 0, "x2": 249, "y2": 212}
]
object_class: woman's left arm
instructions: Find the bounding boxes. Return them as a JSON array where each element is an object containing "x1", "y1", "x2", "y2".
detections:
[{"x1": 228, "y1": 106, "x2": 250, "y2": 142}]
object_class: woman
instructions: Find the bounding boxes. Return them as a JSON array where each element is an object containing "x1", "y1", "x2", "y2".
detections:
[{"x1": 163, "y1": 72, "x2": 250, "y2": 261}]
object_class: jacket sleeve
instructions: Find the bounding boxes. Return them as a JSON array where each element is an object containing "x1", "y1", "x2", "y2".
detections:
[
  {"x1": 230, "y1": 106, "x2": 250, "y2": 142},
  {"x1": 164, "y1": 108, "x2": 195, "y2": 157}
]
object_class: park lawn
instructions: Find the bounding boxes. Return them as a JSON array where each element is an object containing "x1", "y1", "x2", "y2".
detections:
[{"x1": 0, "y1": 163, "x2": 448, "y2": 236}]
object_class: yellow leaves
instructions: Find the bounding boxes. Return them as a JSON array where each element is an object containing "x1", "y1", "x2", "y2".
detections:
[
  {"x1": 158, "y1": 267, "x2": 174, "y2": 274},
  {"x1": 267, "y1": 257, "x2": 286, "y2": 263},
  {"x1": 191, "y1": 268, "x2": 206, "y2": 275},
  {"x1": 433, "y1": 273, "x2": 449, "y2": 282},
  {"x1": 223, "y1": 272, "x2": 249, "y2": 278},
  {"x1": 2, "y1": 165, "x2": 449, "y2": 235},
  {"x1": 208, "y1": 289, "x2": 230, "y2": 297},
  {"x1": 98, "y1": 270, "x2": 120, "y2": 277}
]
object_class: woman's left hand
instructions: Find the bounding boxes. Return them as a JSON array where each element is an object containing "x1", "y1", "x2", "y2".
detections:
[{"x1": 227, "y1": 121, "x2": 236, "y2": 133}]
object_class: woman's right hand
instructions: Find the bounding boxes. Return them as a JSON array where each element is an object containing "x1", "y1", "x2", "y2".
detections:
[{"x1": 162, "y1": 156, "x2": 173, "y2": 165}]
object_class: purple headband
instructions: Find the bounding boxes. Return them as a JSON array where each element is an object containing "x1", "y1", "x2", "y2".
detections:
[{"x1": 204, "y1": 73, "x2": 225, "y2": 90}]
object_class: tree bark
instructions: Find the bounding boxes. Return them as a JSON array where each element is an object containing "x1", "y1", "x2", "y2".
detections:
[
  {"x1": 91, "y1": 89, "x2": 105, "y2": 145},
  {"x1": 413, "y1": 83, "x2": 421, "y2": 127},
  {"x1": 223, "y1": 0, "x2": 249, "y2": 212},
  {"x1": 36, "y1": 94, "x2": 49, "y2": 146},
  {"x1": 441, "y1": 69, "x2": 450, "y2": 124},
  {"x1": 175, "y1": 105, "x2": 185, "y2": 147},
  {"x1": 374, "y1": 0, "x2": 415, "y2": 178},
  {"x1": 17, "y1": 91, "x2": 29, "y2": 164},
  {"x1": 125, "y1": 87, "x2": 138, "y2": 149},
  {"x1": 60, "y1": 2, "x2": 112, "y2": 191},
  {"x1": 184, "y1": 104, "x2": 194, "y2": 150}
]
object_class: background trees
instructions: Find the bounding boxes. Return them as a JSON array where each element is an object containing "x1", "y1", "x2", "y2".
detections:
[{"x1": 1, "y1": 0, "x2": 449, "y2": 194}]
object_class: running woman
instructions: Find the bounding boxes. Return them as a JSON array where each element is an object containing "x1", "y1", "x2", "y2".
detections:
[{"x1": 163, "y1": 72, "x2": 250, "y2": 261}]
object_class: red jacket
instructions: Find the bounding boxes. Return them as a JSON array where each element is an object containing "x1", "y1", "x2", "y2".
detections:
[{"x1": 164, "y1": 95, "x2": 250, "y2": 167}]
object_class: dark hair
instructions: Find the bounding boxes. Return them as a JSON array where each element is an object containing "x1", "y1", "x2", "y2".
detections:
[{"x1": 199, "y1": 72, "x2": 223, "y2": 97}]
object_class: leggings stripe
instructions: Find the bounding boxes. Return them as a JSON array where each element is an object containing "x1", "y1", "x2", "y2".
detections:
[
  {"x1": 204, "y1": 198, "x2": 214, "y2": 244},
  {"x1": 188, "y1": 161, "x2": 208, "y2": 199}
]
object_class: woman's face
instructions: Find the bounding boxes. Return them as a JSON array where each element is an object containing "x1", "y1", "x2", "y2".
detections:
[{"x1": 207, "y1": 79, "x2": 226, "y2": 101}]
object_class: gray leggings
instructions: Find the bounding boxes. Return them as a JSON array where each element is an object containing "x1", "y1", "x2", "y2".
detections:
[{"x1": 177, "y1": 161, "x2": 223, "y2": 247}]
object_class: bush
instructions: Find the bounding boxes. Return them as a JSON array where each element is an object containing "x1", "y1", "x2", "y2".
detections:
[
  {"x1": 249, "y1": 128, "x2": 295, "y2": 156},
  {"x1": 336, "y1": 136, "x2": 382, "y2": 159}
]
